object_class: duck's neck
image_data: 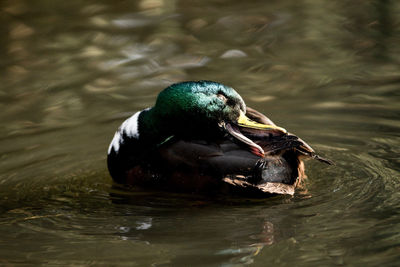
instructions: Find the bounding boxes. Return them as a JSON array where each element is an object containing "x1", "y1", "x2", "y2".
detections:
[{"x1": 138, "y1": 108, "x2": 172, "y2": 145}]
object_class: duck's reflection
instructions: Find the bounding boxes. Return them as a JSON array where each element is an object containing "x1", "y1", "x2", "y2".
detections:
[
  {"x1": 110, "y1": 189, "x2": 292, "y2": 266},
  {"x1": 214, "y1": 220, "x2": 275, "y2": 265}
]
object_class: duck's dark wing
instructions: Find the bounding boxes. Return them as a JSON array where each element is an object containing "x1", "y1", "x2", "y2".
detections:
[
  {"x1": 112, "y1": 133, "x2": 329, "y2": 196},
  {"x1": 158, "y1": 139, "x2": 260, "y2": 177},
  {"x1": 156, "y1": 137, "x2": 303, "y2": 196}
]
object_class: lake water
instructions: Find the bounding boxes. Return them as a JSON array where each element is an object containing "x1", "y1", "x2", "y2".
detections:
[{"x1": 0, "y1": 0, "x2": 399, "y2": 266}]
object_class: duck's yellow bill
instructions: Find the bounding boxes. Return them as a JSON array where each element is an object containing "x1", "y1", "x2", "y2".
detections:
[{"x1": 237, "y1": 111, "x2": 287, "y2": 133}]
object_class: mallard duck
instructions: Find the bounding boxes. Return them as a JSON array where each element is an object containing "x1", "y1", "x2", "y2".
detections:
[{"x1": 107, "y1": 81, "x2": 331, "y2": 196}]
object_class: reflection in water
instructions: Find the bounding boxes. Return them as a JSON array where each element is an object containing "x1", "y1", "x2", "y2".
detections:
[
  {"x1": 0, "y1": 0, "x2": 399, "y2": 266},
  {"x1": 110, "y1": 191, "x2": 282, "y2": 266}
]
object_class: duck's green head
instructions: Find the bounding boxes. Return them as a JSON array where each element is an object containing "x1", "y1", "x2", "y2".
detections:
[
  {"x1": 142, "y1": 81, "x2": 286, "y2": 156},
  {"x1": 153, "y1": 81, "x2": 245, "y2": 127}
]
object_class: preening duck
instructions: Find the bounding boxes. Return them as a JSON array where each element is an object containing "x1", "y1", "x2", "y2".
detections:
[{"x1": 107, "y1": 81, "x2": 331, "y2": 196}]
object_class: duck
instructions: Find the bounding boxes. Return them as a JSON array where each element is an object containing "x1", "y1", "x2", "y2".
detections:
[{"x1": 107, "y1": 81, "x2": 332, "y2": 196}]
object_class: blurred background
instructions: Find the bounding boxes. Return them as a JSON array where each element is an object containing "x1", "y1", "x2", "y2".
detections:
[{"x1": 0, "y1": 0, "x2": 399, "y2": 266}]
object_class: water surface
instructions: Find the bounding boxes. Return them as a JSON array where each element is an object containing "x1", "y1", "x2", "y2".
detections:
[{"x1": 0, "y1": 0, "x2": 399, "y2": 266}]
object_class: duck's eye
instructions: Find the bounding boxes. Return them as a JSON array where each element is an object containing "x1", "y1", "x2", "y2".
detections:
[{"x1": 217, "y1": 93, "x2": 227, "y2": 103}]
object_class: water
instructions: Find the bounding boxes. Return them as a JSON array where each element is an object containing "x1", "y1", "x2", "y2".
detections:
[{"x1": 1, "y1": 0, "x2": 399, "y2": 266}]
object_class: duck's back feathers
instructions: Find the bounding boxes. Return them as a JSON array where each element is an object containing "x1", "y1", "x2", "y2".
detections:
[{"x1": 115, "y1": 129, "x2": 313, "y2": 195}]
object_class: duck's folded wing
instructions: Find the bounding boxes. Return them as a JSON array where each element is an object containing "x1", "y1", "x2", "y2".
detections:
[
  {"x1": 157, "y1": 139, "x2": 298, "y2": 196},
  {"x1": 158, "y1": 139, "x2": 260, "y2": 176}
]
